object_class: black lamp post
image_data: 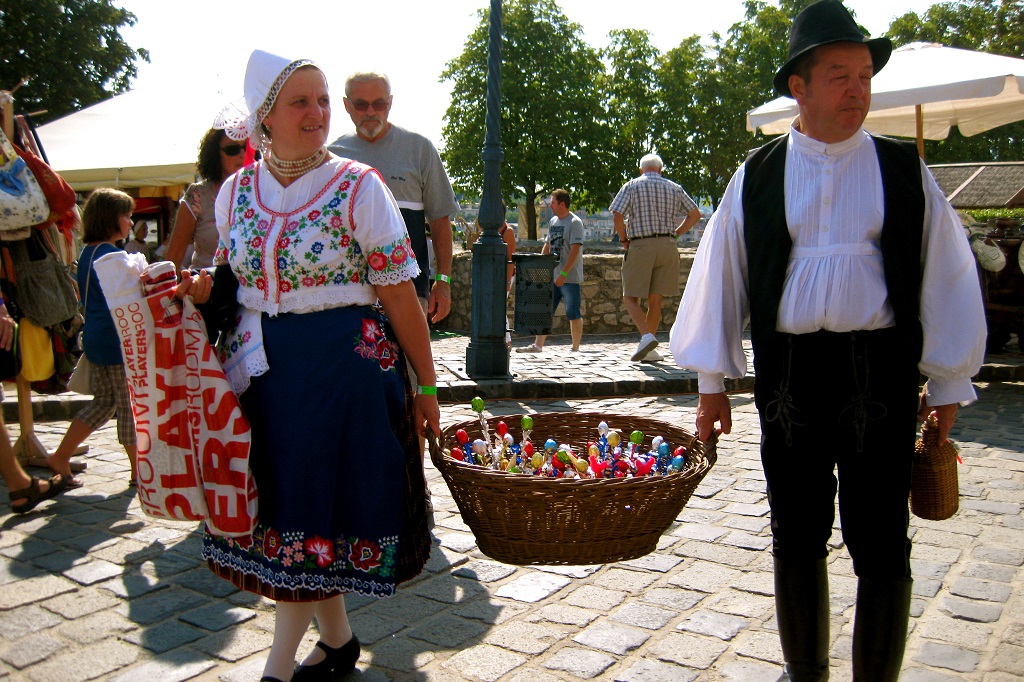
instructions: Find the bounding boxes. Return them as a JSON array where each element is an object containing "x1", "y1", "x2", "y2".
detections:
[{"x1": 466, "y1": 0, "x2": 509, "y2": 380}]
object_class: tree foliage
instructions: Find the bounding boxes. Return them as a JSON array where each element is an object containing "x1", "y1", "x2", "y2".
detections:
[
  {"x1": 886, "y1": 0, "x2": 1023, "y2": 162},
  {"x1": 441, "y1": 0, "x2": 607, "y2": 238},
  {"x1": 0, "y1": 0, "x2": 148, "y2": 124}
]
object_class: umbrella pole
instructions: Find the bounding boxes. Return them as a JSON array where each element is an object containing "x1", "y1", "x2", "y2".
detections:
[{"x1": 916, "y1": 105, "x2": 925, "y2": 159}]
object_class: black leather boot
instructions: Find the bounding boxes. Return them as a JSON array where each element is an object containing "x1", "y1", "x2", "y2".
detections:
[
  {"x1": 775, "y1": 556, "x2": 830, "y2": 681},
  {"x1": 852, "y1": 577, "x2": 912, "y2": 681}
]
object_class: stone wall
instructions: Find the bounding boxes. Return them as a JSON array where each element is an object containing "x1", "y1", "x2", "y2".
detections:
[{"x1": 438, "y1": 245, "x2": 698, "y2": 337}]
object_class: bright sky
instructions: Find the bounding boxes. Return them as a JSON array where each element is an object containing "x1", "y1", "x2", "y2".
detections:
[{"x1": 115, "y1": 0, "x2": 936, "y2": 150}]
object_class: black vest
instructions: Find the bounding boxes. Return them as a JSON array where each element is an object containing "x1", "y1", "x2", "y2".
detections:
[{"x1": 741, "y1": 134, "x2": 925, "y2": 362}]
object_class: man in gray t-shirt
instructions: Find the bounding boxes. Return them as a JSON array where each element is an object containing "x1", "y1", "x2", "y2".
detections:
[
  {"x1": 517, "y1": 188, "x2": 585, "y2": 353},
  {"x1": 330, "y1": 72, "x2": 459, "y2": 324}
]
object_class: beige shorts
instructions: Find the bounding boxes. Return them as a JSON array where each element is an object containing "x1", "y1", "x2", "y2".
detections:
[{"x1": 621, "y1": 237, "x2": 681, "y2": 298}]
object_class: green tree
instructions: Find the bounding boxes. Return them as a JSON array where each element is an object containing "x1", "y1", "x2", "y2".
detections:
[
  {"x1": 886, "y1": 0, "x2": 1023, "y2": 162},
  {"x1": 600, "y1": 29, "x2": 661, "y2": 198},
  {"x1": 0, "y1": 0, "x2": 148, "y2": 124},
  {"x1": 440, "y1": 0, "x2": 608, "y2": 238}
]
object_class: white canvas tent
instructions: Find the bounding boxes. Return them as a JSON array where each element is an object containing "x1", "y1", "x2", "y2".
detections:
[
  {"x1": 35, "y1": 84, "x2": 230, "y2": 192},
  {"x1": 747, "y1": 43, "x2": 1024, "y2": 154}
]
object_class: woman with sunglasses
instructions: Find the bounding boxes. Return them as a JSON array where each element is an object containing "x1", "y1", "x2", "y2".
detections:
[
  {"x1": 165, "y1": 127, "x2": 248, "y2": 271},
  {"x1": 198, "y1": 50, "x2": 438, "y2": 681}
]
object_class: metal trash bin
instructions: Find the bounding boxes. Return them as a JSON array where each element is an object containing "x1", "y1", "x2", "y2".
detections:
[{"x1": 512, "y1": 253, "x2": 556, "y2": 335}]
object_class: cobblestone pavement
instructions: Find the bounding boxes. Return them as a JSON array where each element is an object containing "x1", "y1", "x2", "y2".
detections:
[{"x1": 0, "y1": 335, "x2": 1022, "y2": 681}]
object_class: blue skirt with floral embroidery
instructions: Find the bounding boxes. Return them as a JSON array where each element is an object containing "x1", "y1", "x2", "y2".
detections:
[{"x1": 202, "y1": 305, "x2": 429, "y2": 601}]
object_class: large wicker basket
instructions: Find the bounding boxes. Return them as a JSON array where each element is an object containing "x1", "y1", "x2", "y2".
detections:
[
  {"x1": 428, "y1": 412, "x2": 717, "y2": 565},
  {"x1": 910, "y1": 416, "x2": 959, "y2": 520}
]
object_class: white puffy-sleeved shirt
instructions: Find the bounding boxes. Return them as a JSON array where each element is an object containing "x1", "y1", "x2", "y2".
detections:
[{"x1": 669, "y1": 126, "x2": 985, "y2": 407}]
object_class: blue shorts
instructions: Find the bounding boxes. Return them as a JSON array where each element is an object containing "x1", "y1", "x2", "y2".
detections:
[{"x1": 553, "y1": 282, "x2": 582, "y2": 320}]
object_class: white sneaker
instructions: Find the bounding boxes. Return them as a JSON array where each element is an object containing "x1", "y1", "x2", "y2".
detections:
[
  {"x1": 631, "y1": 333, "x2": 659, "y2": 361},
  {"x1": 641, "y1": 350, "x2": 664, "y2": 362},
  {"x1": 515, "y1": 343, "x2": 543, "y2": 353}
]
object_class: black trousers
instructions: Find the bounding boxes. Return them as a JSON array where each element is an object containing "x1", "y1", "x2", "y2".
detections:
[{"x1": 753, "y1": 328, "x2": 919, "y2": 579}]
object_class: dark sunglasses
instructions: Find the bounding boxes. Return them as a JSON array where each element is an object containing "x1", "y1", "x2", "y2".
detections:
[
  {"x1": 221, "y1": 144, "x2": 246, "y2": 156},
  {"x1": 349, "y1": 99, "x2": 390, "y2": 112}
]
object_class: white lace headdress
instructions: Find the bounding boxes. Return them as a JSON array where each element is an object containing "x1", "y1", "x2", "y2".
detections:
[{"x1": 213, "y1": 49, "x2": 316, "y2": 146}]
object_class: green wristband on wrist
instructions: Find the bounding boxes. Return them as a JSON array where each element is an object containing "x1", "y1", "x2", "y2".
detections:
[
  {"x1": 559, "y1": 271, "x2": 568, "y2": 278},
  {"x1": 435, "y1": 273, "x2": 451, "y2": 284},
  {"x1": 417, "y1": 385, "x2": 438, "y2": 396}
]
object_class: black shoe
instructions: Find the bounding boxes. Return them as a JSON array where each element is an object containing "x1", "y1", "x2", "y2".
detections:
[{"x1": 292, "y1": 636, "x2": 361, "y2": 681}]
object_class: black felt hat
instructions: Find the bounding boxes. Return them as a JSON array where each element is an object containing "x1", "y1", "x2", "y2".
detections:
[{"x1": 774, "y1": 0, "x2": 893, "y2": 97}]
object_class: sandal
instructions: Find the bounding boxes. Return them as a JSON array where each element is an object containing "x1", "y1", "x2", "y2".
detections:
[{"x1": 9, "y1": 474, "x2": 69, "y2": 515}]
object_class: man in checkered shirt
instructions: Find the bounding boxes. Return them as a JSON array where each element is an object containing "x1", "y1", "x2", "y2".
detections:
[{"x1": 610, "y1": 153, "x2": 702, "y2": 362}]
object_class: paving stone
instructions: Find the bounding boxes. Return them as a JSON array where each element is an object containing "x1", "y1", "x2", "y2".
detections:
[
  {"x1": 705, "y1": 590, "x2": 775, "y2": 619},
  {"x1": 609, "y1": 602, "x2": 678, "y2": 631},
  {"x1": 677, "y1": 610, "x2": 749, "y2": 640},
  {"x1": 483, "y1": 621, "x2": 566, "y2": 654},
  {"x1": 122, "y1": 619, "x2": 206, "y2": 652},
  {"x1": 648, "y1": 631, "x2": 729, "y2": 669},
  {"x1": 436, "y1": 532, "x2": 479, "y2": 553},
  {"x1": 574, "y1": 620, "x2": 650, "y2": 655},
  {"x1": 991, "y1": 642, "x2": 1024, "y2": 677},
  {"x1": 949, "y1": 576, "x2": 1013, "y2": 602},
  {"x1": 671, "y1": 524, "x2": 728, "y2": 542},
  {"x1": 0, "y1": 574, "x2": 79, "y2": 612},
  {"x1": 566, "y1": 585, "x2": 628, "y2": 610},
  {"x1": 620, "y1": 553, "x2": 683, "y2": 573},
  {"x1": 29, "y1": 548, "x2": 86, "y2": 574},
  {"x1": 677, "y1": 509, "x2": 726, "y2": 525},
  {"x1": 614, "y1": 657, "x2": 699, "y2": 681},
  {"x1": 23, "y1": 638, "x2": 138, "y2": 681},
  {"x1": 364, "y1": 592, "x2": 447, "y2": 625},
  {"x1": 723, "y1": 515, "x2": 771, "y2": 533},
  {"x1": 938, "y1": 595, "x2": 1004, "y2": 622},
  {"x1": 496, "y1": 572, "x2": 572, "y2": 602},
  {"x1": 59, "y1": 610, "x2": 137, "y2": 644},
  {"x1": 99, "y1": 568, "x2": 171, "y2": 598},
  {"x1": 365, "y1": 634, "x2": 439, "y2": 673},
  {"x1": 0, "y1": 604, "x2": 63, "y2": 643},
  {"x1": 919, "y1": 614, "x2": 994, "y2": 649},
  {"x1": 735, "y1": 630, "x2": 786, "y2": 664},
  {"x1": 452, "y1": 598, "x2": 527, "y2": 625},
  {"x1": 911, "y1": 559, "x2": 952, "y2": 581},
  {"x1": 62, "y1": 558, "x2": 124, "y2": 586},
  {"x1": 453, "y1": 560, "x2": 518, "y2": 582},
  {"x1": 542, "y1": 646, "x2": 616, "y2": 679},
  {"x1": 115, "y1": 585, "x2": 210, "y2": 625},
  {"x1": 190, "y1": 625, "x2": 274, "y2": 662},
  {"x1": 642, "y1": 586, "x2": 706, "y2": 611},
  {"x1": 535, "y1": 603, "x2": 602, "y2": 627},
  {"x1": 973, "y1": 545, "x2": 1024, "y2": 566},
  {"x1": 171, "y1": 567, "x2": 240, "y2": 597},
  {"x1": 536, "y1": 565, "x2": 601, "y2": 579},
  {"x1": 504, "y1": 670, "x2": 563, "y2": 682},
  {"x1": 674, "y1": 540, "x2": 761, "y2": 567},
  {"x1": 898, "y1": 667, "x2": 964, "y2": 682},
  {"x1": 109, "y1": 648, "x2": 217, "y2": 682},
  {"x1": 406, "y1": 614, "x2": 487, "y2": 647},
  {"x1": 0, "y1": 632, "x2": 63, "y2": 669},
  {"x1": 958, "y1": 561, "x2": 1015, "y2": 581},
  {"x1": 721, "y1": 530, "x2": 772, "y2": 551},
  {"x1": 913, "y1": 641, "x2": 980, "y2": 672},
  {"x1": 669, "y1": 561, "x2": 742, "y2": 593},
  {"x1": 347, "y1": 612, "x2": 405, "y2": 645},
  {"x1": 960, "y1": 500, "x2": 1020, "y2": 515},
  {"x1": 913, "y1": 578, "x2": 942, "y2": 597},
  {"x1": 733, "y1": 570, "x2": 775, "y2": 596},
  {"x1": 179, "y1": 603, "x2": 256, "y2": 631},
  {"x1": 593, "y1": 567, "x2": 660, "y2": 594},
  {"x1": 719, "y1": 659, "x2": 786, "y2": 681}
]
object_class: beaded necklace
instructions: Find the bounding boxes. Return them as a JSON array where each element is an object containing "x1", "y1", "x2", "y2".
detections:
[{"x1": 265, "y1": 146, "x2": 329, "y2": 178}]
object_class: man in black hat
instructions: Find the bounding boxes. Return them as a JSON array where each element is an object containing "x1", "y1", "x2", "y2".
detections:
[{"x1": 669, "y1": 1, "x2": 986, "y2": 680}]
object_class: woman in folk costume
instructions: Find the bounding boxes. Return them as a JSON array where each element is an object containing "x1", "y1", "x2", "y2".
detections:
[{"x1": 202, "y1": 50, "x2": 437, "y2": 682}]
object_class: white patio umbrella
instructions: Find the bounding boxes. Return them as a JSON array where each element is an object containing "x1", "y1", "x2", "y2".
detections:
[{"x1": 746, "y1": 42, "x2": 1024, "y2": 156}]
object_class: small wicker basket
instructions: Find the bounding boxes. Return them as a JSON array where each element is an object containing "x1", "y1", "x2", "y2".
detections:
[
  {"x1": 428, "y1": 412, "x2": 717, "y2": 565},
  {"x1": 910, "y1": 416, "x2": 959, "y2": 520}
]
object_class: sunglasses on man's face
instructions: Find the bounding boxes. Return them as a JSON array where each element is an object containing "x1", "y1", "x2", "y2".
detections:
[
  {"x1": 221, "y1": 144, "x2": 246, "y2": 156},
  {"x1": 348, "y1": 99, "x2": 390, "y2": 112}
]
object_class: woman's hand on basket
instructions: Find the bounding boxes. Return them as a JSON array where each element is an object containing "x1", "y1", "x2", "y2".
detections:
[
  {"x1": 175, "y1": 269, "x2": 212, "y2": 305},
  {"x1": 415, "y1": 394, "x2": 441, "y2": 438},
  {"x1": 696, "y1": 392, "x2": 731, "y2": 443}
]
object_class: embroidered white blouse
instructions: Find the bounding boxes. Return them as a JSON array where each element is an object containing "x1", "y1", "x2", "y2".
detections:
[
  {"x1": 213, "y1": 155, "x2": 419, "y2": 393},
  {"x1": 669, "y1": 125, "x2": 986, "y2": 406}
]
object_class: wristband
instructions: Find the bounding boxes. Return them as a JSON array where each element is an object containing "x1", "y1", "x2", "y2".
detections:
[
  {"x1": 559, "y1": 271, "x2": 568, "y2": 278},
  {"x1": 435, "y1": 273, "x2": 451, "y2": 284},
  {"x1": 416, "y1": 385, "x2": 438, "y2": 396}
]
